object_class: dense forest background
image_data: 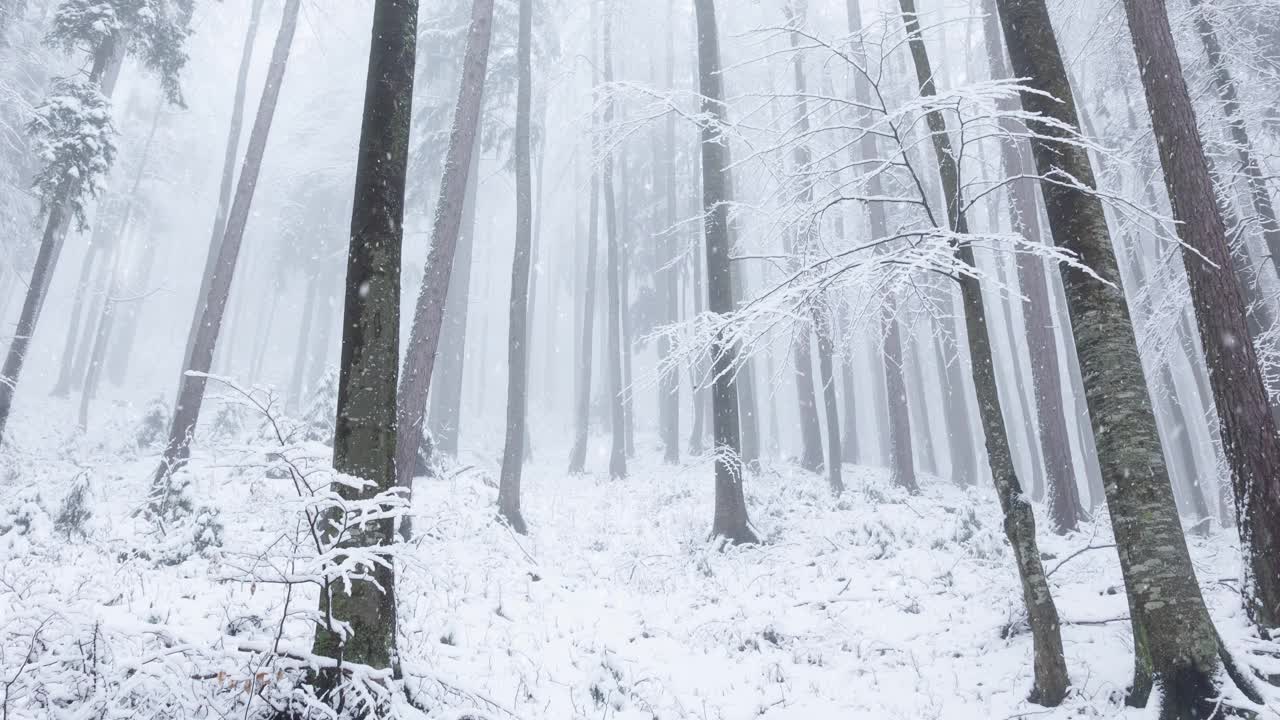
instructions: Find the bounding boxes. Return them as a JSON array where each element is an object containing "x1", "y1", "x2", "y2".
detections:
[{"x1": 2, "y1": 0, "x2": 1280, "y2": 718}]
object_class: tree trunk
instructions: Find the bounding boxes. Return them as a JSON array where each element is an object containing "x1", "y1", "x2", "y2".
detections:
[
  {"x1": 310, "y1": 0, "x2": 417, "y2": 698},
  {"x1": 150, "y1": 0, "x2": 301, "y2": 488},
  {"x1": 898, "y1": 0, "x2": 1068, "y2": 703},
  {"x1": 497, "y1": 0, "x2": 532, "y2": 534},
  {"x1": 394, "y1": 0, "x2": 495, "y2": 490},
  {"x1": 180, "y1": 0, "x2": 265, "y2": 393},
  {"x1": 602, "y1": 4, "x2": 627, "y2": 480},
  {"x1": 694, "y1": 0, "x2": 756, "y2": 545},
  {"x1": 906, "y1": 331, "x2": 938, "y2": 475},
  {"x1": 688, "y1": 241, "x2": 708, "y2": 455},
  {"x1": 814, "y1": 307, "x2": 843, "y2": 492},
  {"x1": 0, "y1": 33, "x2": 124, "y2": 441},
  {"x1": 427, "y1": 129, "x2": 482, "y2": 459},
  {"x1": 1123, "y1": 0, "x2": 1280, "y2": 635},
  {"x1": 933, "y1": 287, "x2": 979, "y2": 486},
  {"x1": 996, "y1": 0, "x2": 1247, "y2": 712}
]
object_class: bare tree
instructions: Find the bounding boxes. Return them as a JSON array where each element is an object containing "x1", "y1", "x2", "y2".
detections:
[{"x1": 603, "y1": 1, "x2": 627, "y2": 480}]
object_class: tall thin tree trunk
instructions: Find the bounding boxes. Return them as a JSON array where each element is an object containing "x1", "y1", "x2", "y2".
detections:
[
  {"x1": 694, "y1": 0, "x2": 756, "y2": 545},
  {"x1": 427, "y1": 129, "x2": 482, "y2": 459},
  {"x1": 150, "y1": 0, "x2": 302, "y2": 489},
  {"x1": 1123, "y1": 0, "x2": 1280, "y2": 636},
  {"x1": 898, "y1": 0, "x2": 1068, "y2": 703},
  {"x1": 181, "y1": 0, "x2": 265, "y2": 392},
  {"x1": 394, "y1": 0, "x2": 495, "y2": 491},
  {"x1": 996, "y1": 0, "x2": 1251, "y2": 713},
  {"x1": 602, "y1": 3, "x2": 626, "y2": 480},
  {"x1": 311, "y1": 0, "x2": 416, "y2": 699},
  {"x1": 617, "y1": 148, "x2": 636, "y2": 459},
  {"x1": 498, "y1": 0, "x2": 533, "y2": 534},
  {"x1": 0, "y1": 33, "x2": 124, "y2": 441}
]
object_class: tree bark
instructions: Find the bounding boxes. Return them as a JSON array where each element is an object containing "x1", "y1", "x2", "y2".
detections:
[
  {"x1": 1123, "y1": 0, "x2": 1280, "y2": 635},
  {"x1": 694, "y1": 0, "x2": 756, "y2": 545},
  {"x1": 497, "y1": 0, "x2": 533, "y2": 534},
  {"x1": 899, "y1": 0, "x2": 1068, "y2": 703},
  {"x1": 0, "y1": 33, "x2": 124, "y2": 441},
  {"x1": 394, "y1": 0, "x2": 495, "y2": 491},
  {"x1": 150, "y1": 0, "x2": 301, "y2": 488},
  {"x1": 996, "y1": 0, "x2": 1247, "y2": 712},
  {"x1": 310, "y1": 0, "x2": 416, "y2": 697}
]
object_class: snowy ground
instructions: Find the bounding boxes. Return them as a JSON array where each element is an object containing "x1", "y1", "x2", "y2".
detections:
[{"x1": 3, "y1": 395, "x2": 1279, "y2": 719}]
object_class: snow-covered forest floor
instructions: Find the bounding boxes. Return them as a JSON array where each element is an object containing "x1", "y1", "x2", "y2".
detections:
[{"x1": 2, "y1": 393, "x2": 1276, "y2": 720}]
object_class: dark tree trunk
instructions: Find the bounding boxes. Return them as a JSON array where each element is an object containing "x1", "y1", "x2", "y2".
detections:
[
  {"x1": 996, "y1": 0, "x2": 1247, "y2": 713},
  {"x1": 0, "y1": 34, "x2": 124, "y2": 441},
  {"x1": 899, "y1": 0, "x2": 1068, "y2": 704},
  {"x1": 602, "y1": 4, "x2": 626, "y2": 480},
  {"x1": 395, "y1": 0, "x2": 495, "y2": 490},
  {"x1": 180, "y1": 0, "x2": 265, "y2": 392},
  {"x1": 847, "y1": 0, "x2": 916, "y2": 488},
  {"x1": 694, "y1": 0, "x2": 756, "y2": 545},
  {"x1": 150, "y1": 0, "x2": 302, "y2": 488},
  {"x1": 427, "y1": 130, "x2": 482, "y2": 459},
  {"x1": 310, "y1": 0, "x2": 416, "y2": 697},
  {"x1": 497, "y1": 0, "x2": 533, "y2": 534},
  {"x1": 1123, "y1": 0, "x2": 1280, "y2": 635}
]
